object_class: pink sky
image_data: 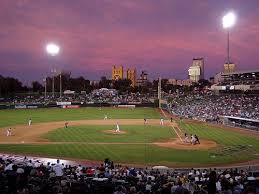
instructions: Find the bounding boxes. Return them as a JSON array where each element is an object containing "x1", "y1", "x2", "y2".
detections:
[{"x1": 0, "y1": 0, "x2": 259, "y2": 85}]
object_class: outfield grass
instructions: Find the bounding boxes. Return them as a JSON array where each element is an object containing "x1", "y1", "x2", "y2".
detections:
[
  {"x1": 0, "y1": 142, "x2": 257, "y2": 166},
  {"x1": 0, "y1": 107, "x2": 161, "y2": 128},
  {"x1": 42, "y1": 125, "x2": 174, "y2": 143}
]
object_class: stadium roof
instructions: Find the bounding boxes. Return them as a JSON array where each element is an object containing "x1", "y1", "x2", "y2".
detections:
[
  {"x1": 222, "y1": 69, "x2": 259, "y2": 76},
  {"x1": 221, "y1": 116, "x2": 259, "y2": 123}
]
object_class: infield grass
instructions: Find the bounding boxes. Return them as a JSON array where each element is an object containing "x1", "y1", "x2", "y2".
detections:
[{"x1": 42, "y1": 125, "x2": 174, "y2": 143}]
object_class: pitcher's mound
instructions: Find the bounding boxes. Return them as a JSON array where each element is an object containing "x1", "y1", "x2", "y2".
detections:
[
  {"x1": 103, "y1": 130, "x2": 127, "y2": 135},
  {"x1": 154, "y1": 139, "x2": 217, "y2": 150}
]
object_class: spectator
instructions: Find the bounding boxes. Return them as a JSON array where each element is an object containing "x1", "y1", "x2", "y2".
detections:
[
  {"x1": 173, "y1": 181, "x2": 188, "y2": 194},
  {"x1": 53, "y1": 159, "x2": 64, "y2": 177},
  {"x1": 207, "y1": 171, "x2": 217, "y2": 194}
]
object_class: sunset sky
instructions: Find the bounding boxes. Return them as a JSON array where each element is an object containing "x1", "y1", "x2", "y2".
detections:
[{"x1": 0, "y1": 0, "x2": 259, "y2": 85}]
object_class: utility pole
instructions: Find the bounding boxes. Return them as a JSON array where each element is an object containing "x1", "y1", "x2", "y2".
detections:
[{"x1": 158, "y1": 76, "x2": 162, "y2": 108}]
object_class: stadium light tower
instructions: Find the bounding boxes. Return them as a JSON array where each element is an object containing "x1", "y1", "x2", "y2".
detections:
[
  {"x1": 43, "y1": 76, "x2": 47, "y2": 99},
  {"x1": 46, "y1": 43, "x2": 60, "y2": 56},
  {"x1": 222, "y1": 12, "x2": 236, "y2": 70},
  {"x1": 46, "y1": 43, "x2": 60, "y2": 98}
]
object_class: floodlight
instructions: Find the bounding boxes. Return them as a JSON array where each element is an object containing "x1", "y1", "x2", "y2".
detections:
[
  {"x1": 46, "y1": 43, "x2": 60, "y2": 56},
  {"x1": 222, "y1": 12, "x2": 236, "y2": 29}
]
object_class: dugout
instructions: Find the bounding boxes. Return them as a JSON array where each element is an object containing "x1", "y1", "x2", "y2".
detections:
[{"x1": 221, "y1": 116, "x2": 259, "y2": 131}]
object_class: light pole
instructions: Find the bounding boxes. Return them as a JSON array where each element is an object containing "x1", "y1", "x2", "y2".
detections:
[
  {"x1": 43, "y1": 76, "x2": 47, "y2": 98},
  {"x1": 59, "y1": 71, "x2": 62, "y2": 98},
  {"x1": 222, "y1": 12, "x2": 236, "y2": 72},
  {"x1": 46, "y1": 43, "x2": 60, "y2": 98},
  {"x1": 51, "y1": 68, "x2": 56, "y2": 97},
  {"x1": 158, "y1": 77, "x2": 161, "y2": 108}
]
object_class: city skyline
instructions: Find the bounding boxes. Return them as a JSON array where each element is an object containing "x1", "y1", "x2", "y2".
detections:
[{"x1": 0, "y1": 0, "x2": 259, "y2": 85}]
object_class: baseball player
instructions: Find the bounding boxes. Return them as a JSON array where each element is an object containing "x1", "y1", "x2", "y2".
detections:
[
  {"x1": 195, "y1": 135, "x2": 200, "y2": 144},
  {"x1": 115, "y1": 122, "x2": 120, "y2": 132},
  {"x1": 64, "y1": 122, "x2": 68, "y2": 128},
  {"x1": 184, "y1": 133, "x2": 189, "y2": 143},
  {"x1": 160, "y1": 118, "x2": 164, "y2": 125},
  {"x1": 6, "y1": 128, "x2": 12, "y2": 136},
  {"x1": 28, "y1": 118, "x2": 32, "y2": 126},
  {"x1": 104, "y1": 115, "x2": 108, "y2": 120},
  {"x1": 144, "y1": 118, "x2": 147, "y2": 125},
  {"x1": 191, "y1": 134, "x2": 196, "y2": 145}
]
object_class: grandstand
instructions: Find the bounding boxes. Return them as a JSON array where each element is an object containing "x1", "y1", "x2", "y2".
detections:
[
  {"x1": 211, "y1": 70, "x2": 259, "y2": 92},
  {"x1": 221, "y1": 116, "x2": 259, "y2": 131},
  {"x1": 0, "y1": 153, "x2": 259, "y2": 194}
]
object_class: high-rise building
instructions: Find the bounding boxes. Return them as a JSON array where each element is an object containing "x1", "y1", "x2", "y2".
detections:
[
  {"x1": 223, "y1": 63, "x2": 236, "y2": 73},
  {"x1": 167, "y1": 79, "x2": 193, "y2": 86},
  {"x1": 112, "y1": 65, "x2": 123, "y2": 80},
  {"x1": 126, "y1": 68, "x2": 137, "y2": 87},
  {"x1": 136, "y1": 71, "x2": 148, "y2": 86},
  {"x1": 140, "y1": 71, "x2": 148, "y2": 80},
  {"x1": 188, "y1": 58, "x2": 205, "y2": 82}
]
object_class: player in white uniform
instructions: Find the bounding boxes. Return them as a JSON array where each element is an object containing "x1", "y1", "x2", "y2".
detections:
[
  {"x1": 144, "y1": 118, "x2": 147, "y2": 125},
  {"x1": 104, "y1": 115, "x2": 108, "y2": 120},
  {"x1": 191, "y1": 134, "x2": 196, "y2": 145},
  {"x1": 28, "y1": 118, "x2": 32, "y2": 126},
  {"x1": 115, "y1": 122, "x2": 120, "y2": 132},
  {"x1": 160, "y1": 118, "x2": 164, "y2": 125},
  {"x1": 6, "y1": 128, "x2": 12, "y2": 136},
  {"x1": 184, "y1": 133, "x2": 189, "y2": 143}
]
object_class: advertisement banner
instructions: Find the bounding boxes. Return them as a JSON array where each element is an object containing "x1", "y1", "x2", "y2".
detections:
[
  {"x1": 62, "y1": 105, "x2": 80, "y2": 109},
  {"x1": 118, "y1": 105, "x2": 136, "y2": 108},
  {"x1": 15, "y1": 105, "x2": 27, "y2": 109},
  {"x1": 56, "y1": 102, "x2": 71, "y2": 105},
  {"x1": 27, "y1": 105, "x2": 38, "y2": 109}
]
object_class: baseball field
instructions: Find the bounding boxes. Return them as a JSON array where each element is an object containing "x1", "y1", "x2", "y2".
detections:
[{"x1": 0, "y1": 107, "x2": 258, "y2": 167}]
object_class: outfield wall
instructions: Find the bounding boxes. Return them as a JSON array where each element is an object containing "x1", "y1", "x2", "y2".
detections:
[{"x1": 0, "y1": 102, "x2": 155, "y2": 110}]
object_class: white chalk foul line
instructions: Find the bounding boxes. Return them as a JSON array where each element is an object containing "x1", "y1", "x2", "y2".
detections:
[
  {"x1": 172, "y1": 126, "x2": 183, "y2": 142},
  {"x1": 160, "y1": 108, "x2": 167, "y2": 118},
  {"x1": 160, "y1": 108, "x2": 183, "y2": 142}
]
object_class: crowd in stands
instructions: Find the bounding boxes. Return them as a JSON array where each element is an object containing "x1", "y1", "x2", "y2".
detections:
[
  {"x1": 0, "y1": 91, "x2": 154, "y2": 106},
  {"x1": 0, "y1": 154, "x2": 258, "y2": 194},
  {"x1": 170, "y1": 94, "x2": 259, "y2": 122}
]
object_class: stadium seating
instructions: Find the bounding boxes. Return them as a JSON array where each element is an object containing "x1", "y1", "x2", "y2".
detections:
[{"x1": 0, "y1": 154, "x2": 258, "y2": 194}]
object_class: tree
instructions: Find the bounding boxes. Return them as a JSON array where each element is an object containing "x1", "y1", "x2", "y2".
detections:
[
  {"x1": 0, "y1": 75, "x2": 25, "y2": 96},
  {"x1": 99, "y1": 76, "x2": 112, "y2": 89},
  {"x1": 113, "y1": 79, "x2": 132, "y2": 93},
  {"x1": 31, "y1": 81, "x2": 43, "y2": 92},
  {"x1": 68, "y1": 76, "x2": 91, "y2": 92}
]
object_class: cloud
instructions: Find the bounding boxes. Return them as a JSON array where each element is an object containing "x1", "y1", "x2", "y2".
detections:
[{"x1": 0, "y1": 0, "x2": 259, "y2": 83}]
